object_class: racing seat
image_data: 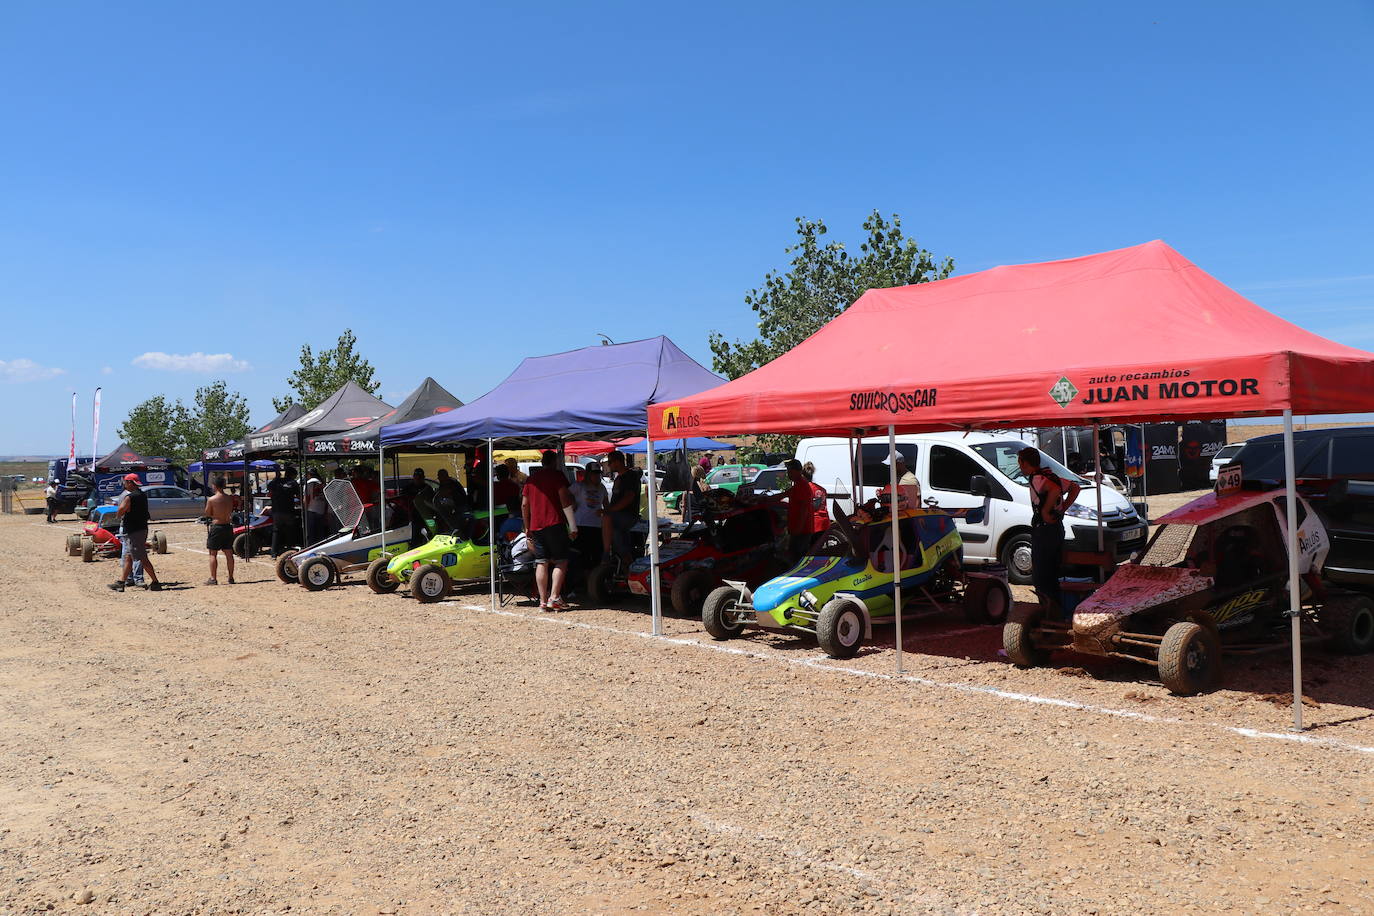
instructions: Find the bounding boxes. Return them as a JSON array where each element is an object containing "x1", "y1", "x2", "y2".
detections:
[{"x1": 1213, "y1": 525, "x2": 1264, "y2": 589}]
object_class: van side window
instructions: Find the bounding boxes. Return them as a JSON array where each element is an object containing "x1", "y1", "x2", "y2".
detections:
[
  {"x1": 929, "y1": 445, "x2": 986, "y2": 493},
  {"x1": 860, "y1": 444, "x2": 918, "y2": 487},
  {"x1": 1332, "y1": 436, "x2": 1374, "y2": 478}
]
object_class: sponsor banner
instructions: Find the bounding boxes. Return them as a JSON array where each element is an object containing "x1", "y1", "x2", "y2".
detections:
[
  {"x1": 1048, "y1": 369, "x2": 1261, "y2": 410},
  {"x1": 250, "y1": 431, "x2": 297, "y2": 451},
  {"x1": 306, "y1": 437, "x2": 380, "y2": 455}
]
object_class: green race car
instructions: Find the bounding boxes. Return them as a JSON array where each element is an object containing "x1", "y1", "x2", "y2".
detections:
[
  {"x1": 703, "y1": 498, "x2": 1010, "y2": 658},
  {"x1": 365, "y1": 507, "x2": 508, "y2": 603},
  {"x1": 664, "y1": 463, "x2": 768, "y2": 512}
]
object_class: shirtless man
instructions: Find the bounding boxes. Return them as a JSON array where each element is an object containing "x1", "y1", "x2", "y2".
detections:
[{"x1": 203, "y1": 477, "x2": 236, "y2": 585}]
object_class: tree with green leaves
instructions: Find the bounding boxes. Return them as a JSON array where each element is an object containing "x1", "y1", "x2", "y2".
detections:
[
  {"x1": 117, "y1": 396, "x2": 189, "y2": 459},
  {"x1": 176, "y1": 381, "x2": 253, "y2": 460},
  {"x1": 709, "y1": 211, "x2": 954, "y2": 455},
  {"x1": 273, "y1": 329, "x2": 380, "y2": 413}
]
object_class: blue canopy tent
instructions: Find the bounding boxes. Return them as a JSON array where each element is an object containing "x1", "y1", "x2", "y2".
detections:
[
  {"x1": 189, "y1": 459, "x2": 277, "y2": 473},
  {"x1": 619, "y1": 437, "x2": 736, "y2": 454},
  {"x1": 381, "y1": 336, "x2": 723, "y2": 632}
]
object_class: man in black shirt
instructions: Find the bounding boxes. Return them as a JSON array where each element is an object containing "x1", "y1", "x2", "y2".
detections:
[
  {"x1": 109, "y1": 474, "x2": 161, "y2": 592},
  {"x1": 267, "y1": 467, "x2": 301, "y2": 558}
]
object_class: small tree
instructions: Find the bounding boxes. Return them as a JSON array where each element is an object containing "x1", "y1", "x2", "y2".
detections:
[
  {"x1": 117, "y1": 396, "x2": 189, "y2": 459},
  {"x1": 273, "y1": 329, "x2": 380, "y2": 412},
  {"x1": 709, "y1": 211, "x2": 953, "y2": 453},
  {"x1": 177, "y1": 381, "x2": 252, "y2": 460}
]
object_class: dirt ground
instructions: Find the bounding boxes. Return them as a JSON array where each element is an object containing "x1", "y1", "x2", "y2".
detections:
[{"x1": 2, "y1": 511, "x2": 1373, "y2": 915}]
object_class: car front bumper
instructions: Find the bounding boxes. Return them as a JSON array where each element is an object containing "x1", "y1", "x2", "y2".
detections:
[{"x1": 1066, "y1": 520, "x2": 1149, "y2": 559}]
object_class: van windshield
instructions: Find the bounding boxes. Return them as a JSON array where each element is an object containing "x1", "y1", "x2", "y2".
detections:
[{"x1": 969, "y1": 441, "x2": 1086, "y2": 487}]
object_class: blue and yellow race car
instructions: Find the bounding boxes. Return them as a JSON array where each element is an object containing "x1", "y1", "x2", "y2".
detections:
[{"x1": 702, "y1": 499, "x2": 1010, "y2": 658}]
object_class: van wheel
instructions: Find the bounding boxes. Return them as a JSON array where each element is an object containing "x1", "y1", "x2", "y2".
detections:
[
  {"x1": 1158, "y1": 621, "x2": 1222, "y2": 696},
  {"x1": 1324, "y1": 595, "x2": 1374, "y2": 654},
  {"x1": 816, "y1": 598, "x2": 865, "y2": 659},
  {"x1": 366, "y1": 557, "x2": 400, "y2": 594},
  {"x1": 999, "y1": 532, "x2": 1034, "y2": 586}
]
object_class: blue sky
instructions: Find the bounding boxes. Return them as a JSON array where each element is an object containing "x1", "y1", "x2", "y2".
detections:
[{"x1": 2, "y1": 1, "x2": 1372, "y2": 454}]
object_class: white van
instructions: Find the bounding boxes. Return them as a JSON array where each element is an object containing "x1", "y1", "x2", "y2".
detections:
[{"x1": 796, "y1": 432, "x2": 1148, "y2": 584}]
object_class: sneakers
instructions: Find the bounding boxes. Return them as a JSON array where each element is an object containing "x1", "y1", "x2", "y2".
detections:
[
  {"x1": 548, "y1": 597, "x2": 570, "y2": 612},
  {"x1": 148, "y1": 582, "x2": 162, "y2": 592},
  {"x1": 108, "y1": 581, "x2": 125, "y2": 592}
]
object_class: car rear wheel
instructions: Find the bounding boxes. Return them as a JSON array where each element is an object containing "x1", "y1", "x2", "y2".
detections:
[
  {"x1": 1158, "y1": 621, "x2": 1222, "y2": 696},
  {"x1": 701, "y1": 585, "x2": 750, "y2": 640},
  {"x1": 66, "y1": 534, "x2": 81, "y2": 556},
  {"x1": 585, "y1": 561, "x2": 616, "y2": 606},
  {"x1": 233, "y1": 533, "x2": 254, "y2": 559},
  {"x1": 275, "y1": 550, "x2": 300, "y2": 584},
  {"x1": 410, "y1": 563, "x2": 451, "y2": 603},
  {"x1": 81, "y1": 536, "x2": 94, "y2": 563},
  {"x1": 1003, "y1": 608, "x2": 1050, "y2": 667},
  {"x1": 963, "y1": 575, "x2": 1012, "y2": 625},
  {"x1": 1324, "y1": 594, "x2": 1374, "y2": 654},
  {"x1": 817, "y1": 597, "x2": 865, "y2": 659},
  {"x1": 999, "y1": 532, "x2": 1034, "y2": 586},
  {"x1": 366, "y1": 557, "x2": 400, "y2": 594},
  {"x1": 153, "y1": 531, "x2": 168, "y2": 555},
  {"x1": 299, "y1": 557, "x2": 336, "y2": 591},
  {"x1": 670, "y1": 568, "x2": 715, "y2": 617}
]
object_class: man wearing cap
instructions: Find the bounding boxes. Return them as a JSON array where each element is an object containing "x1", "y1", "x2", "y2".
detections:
[
  {"x1": 764, "y1": 459, "x2": 820, "y2": 561},
  {"x1": 883, "y1": 452, "x2": 922, "y2": 508},
  {"x1": 109, "y1": 474, "x2": 161, "y2": 592}
]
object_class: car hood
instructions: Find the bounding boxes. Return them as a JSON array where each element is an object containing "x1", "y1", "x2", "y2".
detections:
[{"x1": 753, "y1": 556, "x2": 857, "y2": 612}]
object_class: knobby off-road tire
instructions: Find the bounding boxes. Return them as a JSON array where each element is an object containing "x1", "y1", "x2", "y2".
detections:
[
  {"x1": 1158, "y1": 621, "x2": 1222, "y2": 696},
  {"x1": 66, "y1": 534, "x2": 81, "y2": 556},
  {"x1": 1324, "y1": 594, "x2": 1374, "y2": 655},
  {"x1": 1003, "y1": 609, "x2": 1051, "y2": 668},
  {"x1": 275, "y1": 550, "x2": 300, "y2": 584},
  {"x1": 410, "y1": 563, "x2": 451, "y2": 603},
  {"x1": 816, "y1": 597, "x2": 865, "y2": 660},
  {"x1": 81, "y1": 537, "x2": 95, "y2": 563},
  {"x1": 153, "y1": 531, "x2": 168, "y2": 555},
  {"x1": 233, "y1": 532, "x2": 254, "y2": 559},
  {"x1": 964, "y1": 576, "x2": 1012, "y2": 625},
  {"x1": 670, "y1": 568, "x2": 715, "y2": 617},
  {"x1": 299, "y1": 556, "x2": 336, "y2": 591},
  {"x1": 701, "y1": 585, "x2": 750, "y2": 640},
  {"x1": 366, "y1": 557, "x2": 400, "y2": 594}
]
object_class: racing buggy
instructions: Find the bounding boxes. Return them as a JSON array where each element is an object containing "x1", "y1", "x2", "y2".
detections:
[
  {"x1": 233, "y1": 508, "x2": 274, "y2": 558},
  {"x1": 69, "y1": 509, "x2": 168, "y2": 562},
  {"x1": 277, "y1": 480, "x2": 435, "y2": 590},
  {"x1": 625, "y1": 493, "x2": 789, "y2": 616},
  {"x1": 1002, "y1": 487, "x2": 1374, "y2": 695},
  {"x1": 585, "y1": 516, "x2": 690, "y2": 605},
  {"x1": 364, "y1": 506, "x2": 508, "y2": 603},
  {"x1": 702, "y1": 497, "x2": 1011, "y2": 659}
]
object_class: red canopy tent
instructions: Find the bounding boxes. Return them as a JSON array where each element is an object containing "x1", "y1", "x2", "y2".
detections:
[
  {"x1": 651, "y1": 240, "x2": 1374, "y2": 437},
  {"x1": 650, "y1": 240, "x2": 1374, "y2": 730}
]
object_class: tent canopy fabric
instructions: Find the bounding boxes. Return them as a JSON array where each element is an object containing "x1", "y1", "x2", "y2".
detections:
[
  {"x1": 202, "y1": 403, "x2": 307, "y2": 462},
  {"x1": 620, "y1": 437, "x2": 737, "y2": 454},
  {"x1": 306, "y1": 377, "x2": 463, "y2": 456},
  {"x1": 381, "y1": 336, "x2": 722, "y2": 448},
  {"x1": 246, "y1": 382, "x2": 391, "y2": 456},
  {"x1": 189, "y1": 459, "x2": 278, "y2": 473},
  {"x1": 649, "y1": 241, "x2": 1374, "y2": 437},
  {"x1": 95, "y1": 442, "x2": 171, "y2": 472}
]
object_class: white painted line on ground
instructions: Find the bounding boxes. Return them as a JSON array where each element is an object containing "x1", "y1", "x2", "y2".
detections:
[{"x1": 462, "y1": 602, "x2": 1374, "y2": 757}]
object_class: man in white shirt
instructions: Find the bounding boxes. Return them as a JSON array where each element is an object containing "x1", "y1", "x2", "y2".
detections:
[{"x1": 569, "y1": 462, "x2": 610, "y2": 568}]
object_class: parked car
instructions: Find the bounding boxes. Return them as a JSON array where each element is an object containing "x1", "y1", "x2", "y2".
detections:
[
  {"x1": 736, "y1": 465, "x2": 788, "y2": 500},
  {"x1": 140, "y1": 485, "x2": 207, "y2": 521},
  {"x1": 663, "y1": 463, "x2": 767, "y2": 512},
  {"x1": 796, "y1": 432, "x2": 1148, "y2": 585},
  {"x1": 1209, "y1": 442, "x2": 1245, "y2": 482}
]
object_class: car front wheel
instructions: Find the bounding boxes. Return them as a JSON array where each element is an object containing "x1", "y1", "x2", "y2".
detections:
[{"x1": 999, "y1": 532, "x2": 1034, "y2": 586}]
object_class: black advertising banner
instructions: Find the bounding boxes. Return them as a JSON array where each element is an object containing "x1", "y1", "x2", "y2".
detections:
[
  {"x1": 1143, "y1": 423, "x2": 1182, "y2": 494},
  {"x1": 1179, "y1": 420, "x2": 1227, "y2": 491}
]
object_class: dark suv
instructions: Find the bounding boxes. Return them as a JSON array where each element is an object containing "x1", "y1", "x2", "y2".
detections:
[{"x1": 1232, "y1": 427, "x2": 1374, "y2": 589}]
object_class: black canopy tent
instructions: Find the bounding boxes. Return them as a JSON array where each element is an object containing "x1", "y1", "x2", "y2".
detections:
[
  {"x1": 94, "y1": 442, "x2": 172, "y2": 472},
  {"x1": 241, "y1": 382, "x2": 392, "y2": 549}
]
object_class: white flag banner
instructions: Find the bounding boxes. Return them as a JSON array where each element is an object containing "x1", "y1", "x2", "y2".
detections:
[{"x1": 91, "y1": 387, "x2": 102, "y2": 470}]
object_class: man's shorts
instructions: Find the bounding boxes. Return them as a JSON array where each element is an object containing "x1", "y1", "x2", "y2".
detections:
[
  {"x1": 530, "y1": 523, "x2": 571, "y2": 564},
  {"x1": 207, "y1": 523, "x2": 234, "y2": 551},
  {"x1": 125, "y1": 528, "x2": 150, "y2": 564}
]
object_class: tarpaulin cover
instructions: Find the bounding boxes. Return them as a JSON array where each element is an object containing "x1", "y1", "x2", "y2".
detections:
[
  {"x1": 305, "y1": 377, "x2": 463, "y2": 456},
  {"x1": 382, "y1": 337, "x2": 722, "y2": 447},
  {"x1": 94, "y1": 442, "x2": 171, "y2": 472},
  {"x1": 247, "y1": 382, "x2": 391, "y2": 455},
  {"x1": 202, "y1": 403, "x2": 307, "y2": 462},
  {"x1": 649, "y1": 240, "x2": 1374, "y2": 437}
]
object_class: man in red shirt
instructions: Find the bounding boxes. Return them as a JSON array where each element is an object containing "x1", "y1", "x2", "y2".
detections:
[
  {"x1": 522, "y1": 451, "x2": 578, "y2": 611},
  {"x1": 803, "y1": 461, "x2": 830, "y2": 535},
  {"x1": 766, "y1": 459, "x2": 819, "y2": 561}
]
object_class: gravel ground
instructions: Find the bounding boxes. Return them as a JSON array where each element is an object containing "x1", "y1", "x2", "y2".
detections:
[{"x1": 2, "y1": 511, "x2": 1373, "y2": 915}]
